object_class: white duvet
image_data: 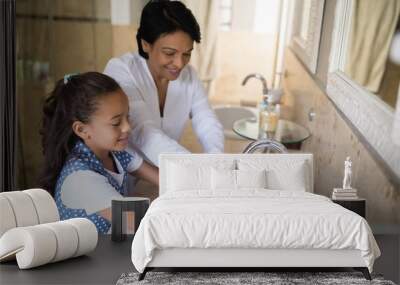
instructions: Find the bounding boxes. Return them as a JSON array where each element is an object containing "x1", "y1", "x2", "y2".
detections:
[{"x1": 131, "y1": 190, "x2": 380, "y2": 273}]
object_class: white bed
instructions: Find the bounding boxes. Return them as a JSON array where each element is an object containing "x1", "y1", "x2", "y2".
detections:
[{"x1": 131, "y1": 154, "x2": 380, "y2": 280}]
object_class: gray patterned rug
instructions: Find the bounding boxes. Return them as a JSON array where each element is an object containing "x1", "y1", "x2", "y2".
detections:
[{"x1": 116, "y1": 271, "x2": 396, "y2": 285}]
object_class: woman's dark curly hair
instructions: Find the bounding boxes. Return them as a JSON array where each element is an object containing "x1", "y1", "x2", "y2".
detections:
[
  {"x1": 39, "y1": 72, "x2": 121, "y2": 195},
  {"x1": 137, "y1": 0, "x2": 201, "y2": 59}
]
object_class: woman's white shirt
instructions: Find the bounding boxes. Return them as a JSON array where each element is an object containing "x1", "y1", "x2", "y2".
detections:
[
  {"x1": 60, "y1": 151, "x2": 143, "y2": 215},
  {"x1": 104, "y1": 52, "x2": 224, "y2": 166}
]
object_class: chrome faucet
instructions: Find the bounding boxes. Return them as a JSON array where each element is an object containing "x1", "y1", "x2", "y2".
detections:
[
  {"x1": 242, "y1": 139, "x2": 287, "y2": 153},
  {"x1": 242, "y1": 73, "x2": 269, "y2": 96}
]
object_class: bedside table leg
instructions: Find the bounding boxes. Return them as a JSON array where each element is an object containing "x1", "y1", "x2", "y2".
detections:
[{"x1": 111, "y1": 201, "x2": 123, "y2": 242}]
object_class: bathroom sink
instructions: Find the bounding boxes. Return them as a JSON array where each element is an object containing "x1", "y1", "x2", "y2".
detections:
[{"x1": 213, "y1": 105, "x2": 257, "y2": 139}]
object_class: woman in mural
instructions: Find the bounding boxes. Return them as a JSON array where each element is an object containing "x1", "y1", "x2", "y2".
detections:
[{"x1": 104, "y1": 0, "x2": 224, "y2": 166}]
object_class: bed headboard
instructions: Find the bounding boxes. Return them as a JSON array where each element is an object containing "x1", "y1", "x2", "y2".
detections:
[{"x1": 159, "y1": 153, "x2": 314, "y2": 195}]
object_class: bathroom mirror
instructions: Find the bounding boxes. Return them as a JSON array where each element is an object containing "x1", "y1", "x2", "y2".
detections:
[
  {"x1": 291, "y1": 0, "x2": 325, "y2": 74},
  {"x1": 327, "y1": 0, "x2": 400, "y2": 181}
]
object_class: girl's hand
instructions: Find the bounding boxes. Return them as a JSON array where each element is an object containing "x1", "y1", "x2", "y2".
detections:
[{"x1": 130, "y1": 161, "x2": 159, "y2": 186}]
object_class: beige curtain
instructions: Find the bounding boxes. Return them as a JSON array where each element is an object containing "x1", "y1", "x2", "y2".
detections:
[
  {"x1": 183, "y1": 0, "x2": 219, "y2": 92},
  {"x1": 392, "y1": 84, "x2": 400, "y2": 146},
  {"x1": 345, "y1": 0, "x2": 400, "y2": 93}
]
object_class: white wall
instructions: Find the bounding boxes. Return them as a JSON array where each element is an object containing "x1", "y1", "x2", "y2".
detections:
[
  {"x1": 231, "y1": 0, "x2": 280, "y2": 35},
  {"x1": 111, "y1": 0, "x2": 145, "y2": 26}
]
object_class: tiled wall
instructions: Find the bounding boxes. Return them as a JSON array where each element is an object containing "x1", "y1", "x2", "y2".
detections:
[
  {"x1": 284, "y1": 48, "x2": 400, "y2": 224},
  {"x1": 16, "y1": 0, "x2": 114, "y2": 187},
  {"x1": 209, "y1": 31, "x2": 277, "y2": 107}
]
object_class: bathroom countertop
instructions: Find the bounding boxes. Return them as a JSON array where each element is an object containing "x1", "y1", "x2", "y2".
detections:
[{"x1": 0, "y1": 235, "x2": 133, "y2": 285}]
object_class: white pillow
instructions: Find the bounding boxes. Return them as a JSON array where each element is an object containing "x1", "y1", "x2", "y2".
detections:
[
  {"x1": 238, "y1": 159, "x2": 309, "y2": 191},
  {"x1": 211, "y1": 169, "x2": 267, "y2": 190},
  {"x1": 211, "y1": 168, "x2": 236, "y2": 190},
  {"x1": 165, "y1": 159, "x2": 236, "y2": 192},
  {"x1": 167, "y1": 163, "x2": 211, "y2": 191},
  {"x1": 236, "y1": 169, "x2": 267, "y2": 189},
  {"x1": 266, "y1": 161, "x2": 308, "y2": 191}
]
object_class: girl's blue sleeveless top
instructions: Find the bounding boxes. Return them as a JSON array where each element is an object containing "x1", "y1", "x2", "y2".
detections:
[{"x1": 54, "y1": 141, "x2": 133, "y2": 234}]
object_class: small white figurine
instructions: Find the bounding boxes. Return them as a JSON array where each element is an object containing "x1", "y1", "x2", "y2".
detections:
[{"x1": 342, "y1": 157, "x2": 352, "y2": 189}]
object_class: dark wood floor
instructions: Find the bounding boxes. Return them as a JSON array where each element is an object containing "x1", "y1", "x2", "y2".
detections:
[
  {"x1": 372, "y1": 226, "x2": 400, "y2": 284},
  {"x1": 1, "y1": 231, "x2": 399, "y2": 285}
]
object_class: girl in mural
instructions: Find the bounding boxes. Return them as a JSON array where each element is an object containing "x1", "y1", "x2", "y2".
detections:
[{"x1": 39, "y1": 72, "x2": 158, "y2": 234}]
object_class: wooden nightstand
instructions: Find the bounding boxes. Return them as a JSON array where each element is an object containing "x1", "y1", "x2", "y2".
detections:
[
  {"x1": 111, "y1": 197, "x2": 150, "y2": 242},
  {"x1": 332, "y1": 198, "x2": 366, "y2": 218}
]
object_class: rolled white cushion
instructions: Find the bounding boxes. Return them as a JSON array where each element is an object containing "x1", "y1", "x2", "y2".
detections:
[
  {"x1": 0, "y1": 218, "x2": 98, "y2": 269},
  {"x1": 64, "y1": 218, "x2": 98, "y2": 257},
  {"x1": 0, "y1": 191, "x2": 39, "y2": 227},
  {"x1": 42, "y1": 221, "x2": 79, "y2": 262},
  {"x1": 24, "y1": 189, "x2": 59, "y2": 223},
  {"x1": 0, "y1": 189, "x2": 59, "y2": 239},
  {"x1": 0, "y1": 196, "x2": 17, "y2": 237},
  {"x1": 0, "y1": 226, "x2": 57, "y2": 269}
]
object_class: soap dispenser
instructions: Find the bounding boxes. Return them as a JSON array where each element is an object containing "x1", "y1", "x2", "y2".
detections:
[{"x1": 259, "y1": 95, "x2": 279, "y2": 139}]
